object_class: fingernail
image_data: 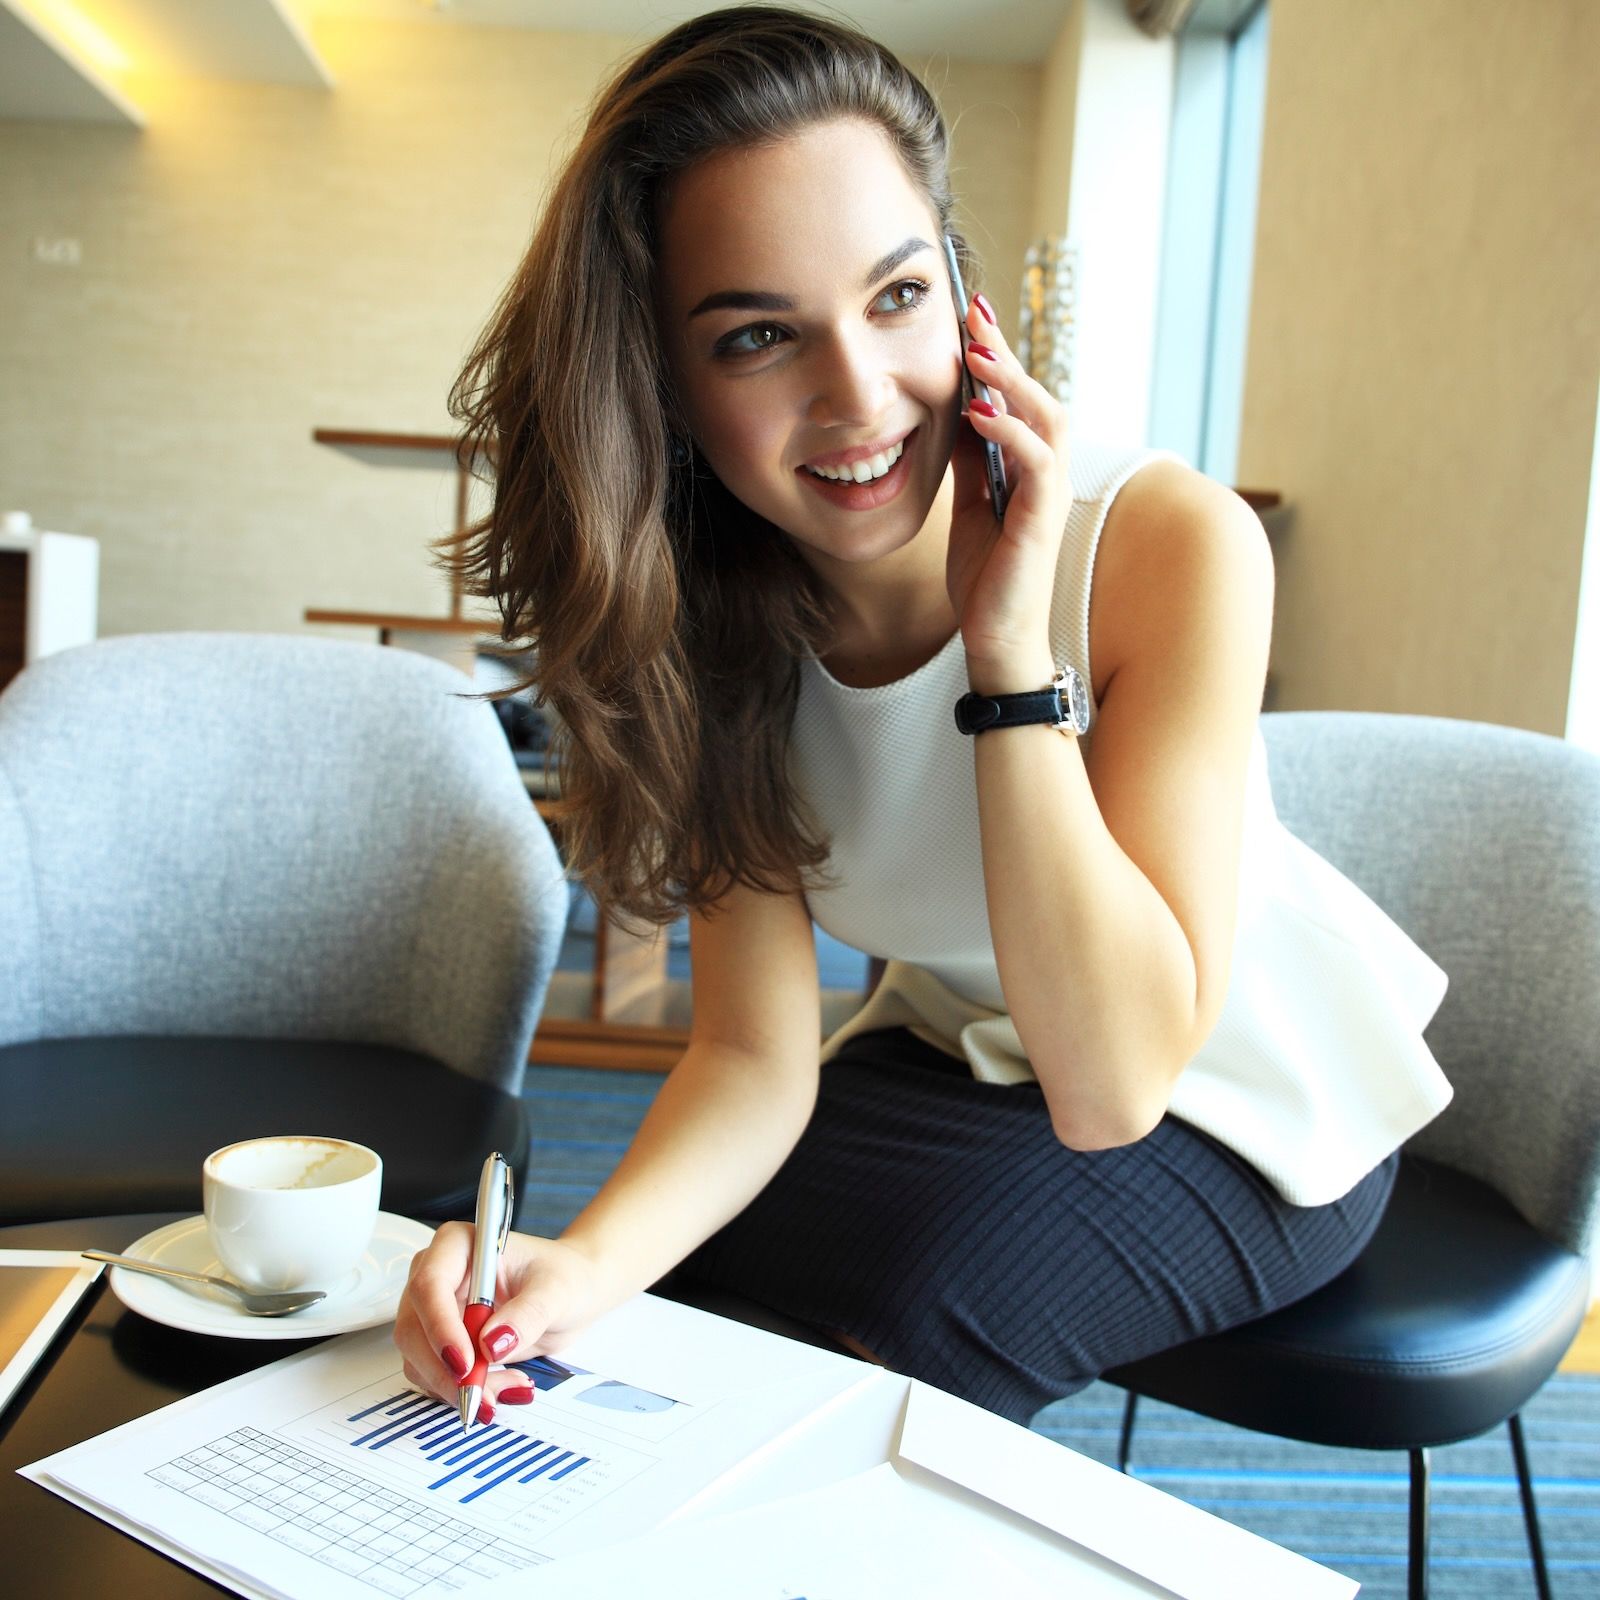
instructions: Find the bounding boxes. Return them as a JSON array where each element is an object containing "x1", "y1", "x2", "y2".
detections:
[
  {"x1": 974, "y1": 292, "x2": 996, "y2": 325},
  {"x1": 441, "y1": 1344, "x2": 469, "y2": 1380},
  {"x1": 477, "y1": 1400, "x2": 494, "y2": 1425},
  {"x1": 498, "y1": 1386, "x2": 535, "y2": 1405},
  {"x1": 967, "y1": 343, "x2": 998, "y2": 363},
  {"x1": 485, "y1": 1325, "x2": 518, "y2": 1361},
  {"x1": 969, "y1": 398, "x2": 999, "y2": 418}
]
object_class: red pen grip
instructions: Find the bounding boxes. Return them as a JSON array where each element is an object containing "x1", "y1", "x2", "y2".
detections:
[{"x1": 462, "y1": 1301, "x2": 492, "y2": 1390}]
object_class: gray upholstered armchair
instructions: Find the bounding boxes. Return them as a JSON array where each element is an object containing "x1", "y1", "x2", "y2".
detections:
[
  {"x1": 0, "y1": 632, "x2": 569, "y2": 1224},
  {"x1": 1110, "y1": 712, "x2": 1600, "y2": 1600}
]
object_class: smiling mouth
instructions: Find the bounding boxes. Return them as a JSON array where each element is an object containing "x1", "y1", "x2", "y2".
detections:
[{"x1": 801, "y1": 435, "x2": 909, "y2": 484}]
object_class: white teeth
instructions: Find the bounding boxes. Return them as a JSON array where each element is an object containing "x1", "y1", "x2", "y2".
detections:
[{"x1": 806, "y1": 438, "x2": 904, "y2": 483}]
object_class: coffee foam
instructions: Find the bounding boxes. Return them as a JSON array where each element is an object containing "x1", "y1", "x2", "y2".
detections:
[{"x1": 209, "y1": 1137, "x2": 377, "y2": 1192}]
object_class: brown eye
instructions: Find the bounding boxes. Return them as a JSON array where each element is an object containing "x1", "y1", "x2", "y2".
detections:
[
  {"x1": 716, "y1": 321, "x2": 788, "y2": 358},
  {"x1": 873, "y1": 279, "x2": 933, "y2": 316}
]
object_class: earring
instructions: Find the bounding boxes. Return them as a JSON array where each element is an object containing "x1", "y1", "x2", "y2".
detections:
[{"x1": 669, "y1": 436, "x2": 691, "y2": 467}]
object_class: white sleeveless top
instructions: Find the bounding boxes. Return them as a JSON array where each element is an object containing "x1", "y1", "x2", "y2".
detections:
[{"x1": 789, "y1": 440, "x2": 1452, "y2": 1206}]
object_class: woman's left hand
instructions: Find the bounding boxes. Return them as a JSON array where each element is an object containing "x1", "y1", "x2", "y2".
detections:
[{"x1": 946, "y1": 294, "x2": 1075, "y2": 688}]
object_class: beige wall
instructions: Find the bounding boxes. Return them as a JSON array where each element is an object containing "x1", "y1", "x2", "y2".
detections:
[
  {"x1": 1026, "y1": 0, "x2": 1599, "y2": 733},
  {"x1": 921, "y1": 55, "x2": 1040, "y2": 329},
  {"x1": 1242, "y1": 0, "x2": 1600, "y2": 732},
  {"x1": 1030, "y1": 1, "x2": 1085, "y2": 243},
  {"x1": 0, "y1": 19, "x2": 1038, "y2": 645}
]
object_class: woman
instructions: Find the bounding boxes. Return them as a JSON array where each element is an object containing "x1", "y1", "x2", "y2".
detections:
[{"x1": 395, "y1": 5, "x2": 1451, "y2": 1427}]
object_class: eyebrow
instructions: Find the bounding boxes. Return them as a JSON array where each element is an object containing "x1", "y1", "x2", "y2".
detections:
[{"x1": 685, "y1": 236, "x2": 936, "y2": 321}]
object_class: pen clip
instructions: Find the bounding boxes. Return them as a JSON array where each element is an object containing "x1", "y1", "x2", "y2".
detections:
[{"x1": 495, "y1": 1158, "x2": 514, "y2": 1251}]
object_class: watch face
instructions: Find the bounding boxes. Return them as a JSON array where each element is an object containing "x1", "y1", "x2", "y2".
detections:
[{"x1": 1057, "y1": 667, "x2": 1091, "y2": 735}]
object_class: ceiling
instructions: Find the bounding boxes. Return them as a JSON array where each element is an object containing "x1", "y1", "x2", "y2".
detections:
[
  {"x1": 0, "y1": 0, "x2": 1085, "y2": 127},
  {"x1": 302, "y1": 1, "x2": 1081, "y2": 61}
]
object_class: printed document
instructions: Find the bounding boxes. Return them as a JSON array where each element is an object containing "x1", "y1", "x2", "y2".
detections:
[{"x1": 23, "y1": 1290, "x2": 1357, "y2": 1600}]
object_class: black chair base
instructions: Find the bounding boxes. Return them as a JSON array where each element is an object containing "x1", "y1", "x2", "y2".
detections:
[
  {"x1": 0, "y1": 1036, "x2": 528, "y2": 1225},
  {"x1": 1118, "y1": 1397, "x2": 1552, "y2": 1600},
  {"x1": 1106, "y1": 1157, "x2": 1588, "y2": 1599}
]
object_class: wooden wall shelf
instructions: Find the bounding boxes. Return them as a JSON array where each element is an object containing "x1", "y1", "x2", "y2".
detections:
[
  {"x1": 303, "y1": 609, "x2": 499, "y2": 637},
  {"x1": 309, "y1": 427, "x2": 488, "y2": 621},
  {"x1": 312, "y1": 428, "x2": 461, "y2": 455},
  {"x1": 1236, "y1": 490, "x2": 1281, "y2": 513}
]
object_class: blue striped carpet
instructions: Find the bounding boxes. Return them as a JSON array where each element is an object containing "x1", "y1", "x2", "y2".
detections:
[{"x1": 521, "y1": 1065, "x2": 1600, "y2": 1598}]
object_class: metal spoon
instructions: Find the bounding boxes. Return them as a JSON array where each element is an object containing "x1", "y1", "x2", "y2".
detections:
[{"x1": 82, "y1": 1250, "x2": 327, "y2": 1316}]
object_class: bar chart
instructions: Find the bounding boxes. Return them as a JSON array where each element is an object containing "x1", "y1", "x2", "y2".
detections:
[
  {"x1": 345, "y1": 1389, "x2": 599, "y2": 1505},
  {"x1": 287, "y1": 1376, "x2": 659, "y2": 1546}
]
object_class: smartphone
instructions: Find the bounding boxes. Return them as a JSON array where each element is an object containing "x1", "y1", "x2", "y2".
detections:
[{"x1": 942, "y1": 233, "x2": 1009, "y2": 521}]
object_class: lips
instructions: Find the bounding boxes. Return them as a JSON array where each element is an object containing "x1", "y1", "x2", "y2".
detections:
[
  {"x1": 796, "y1": 428, "x2": 916, "y2": 510},
  {"x1": 800, "y1": 429, "x2": 913, "y2": 481}
]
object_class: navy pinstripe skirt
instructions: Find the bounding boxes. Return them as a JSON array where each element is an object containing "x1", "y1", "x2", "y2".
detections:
[{"x1": 679, "y1": 1027, "x2": 1398, "y2": 1425}]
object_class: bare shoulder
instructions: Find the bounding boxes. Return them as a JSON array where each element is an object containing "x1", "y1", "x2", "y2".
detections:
[{"x1": 1087, "y1": 458, "x2": 1274, "y2": 697}]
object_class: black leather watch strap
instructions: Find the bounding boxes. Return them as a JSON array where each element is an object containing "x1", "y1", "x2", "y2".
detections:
[{"x1": 954, "y1": 685, "x2": 1063, "y2": 735}]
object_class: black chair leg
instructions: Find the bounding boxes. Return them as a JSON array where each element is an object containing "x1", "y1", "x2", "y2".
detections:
[
  {"x1": 1117, "y1": 1390, "x2": 1139, "y2": 1474},
  {"x1": 1508, "y1": 1412, "x2": 1555, "y2": 1600},
  {"x1": 1408, "y1": 1446, "x2": 1431, "y2": 1600}
]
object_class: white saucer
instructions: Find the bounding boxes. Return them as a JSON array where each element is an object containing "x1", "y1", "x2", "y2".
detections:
[{"x1": 107, "y1": 1212, "x2": 435, "y2": 1340}]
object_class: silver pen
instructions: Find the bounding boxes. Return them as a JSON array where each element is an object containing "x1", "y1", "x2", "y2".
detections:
[{"x1": 458, "y1": 1151, "x2": 515, "y2": 1430}]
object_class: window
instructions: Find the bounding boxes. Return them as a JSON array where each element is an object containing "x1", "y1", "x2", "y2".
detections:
[
  {"x1": 1563, "y1": 376, "x2": 1600, "y2": 751},
  {"x1": 1148, "y1": 0, "x2": 1269, "y2": 483}
]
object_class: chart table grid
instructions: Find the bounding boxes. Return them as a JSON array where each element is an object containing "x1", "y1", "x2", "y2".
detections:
[{"x1": 148, "y1": 1426, "x2": 542, "y2": 1596}]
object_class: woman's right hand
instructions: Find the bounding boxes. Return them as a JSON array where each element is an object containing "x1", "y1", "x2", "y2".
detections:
[{"x1": 393, "y1": 1224, "x2": 609, "y2": 1419}]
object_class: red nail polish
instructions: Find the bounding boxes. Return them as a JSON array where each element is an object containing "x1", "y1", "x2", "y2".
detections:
[
  {"x1": 969, "y1": 398, "x2": 999, "y2": 418},
  {"x1": 477, "y1": 1400, "x2": 494, "y2": 1425},
  {"x1": 967, "y1": 343, "x2": 998, "y2": 363},
  {"x1": 498, "y1": 1386, "x2": 535, "y2": 1405},
  {"x1": 974, "y1": 292, "x2": 996, "y2": 325},
  {"x1": 485, "y1": 1325, "x2": 517, "y2": 1360},
  {"x1": 442, "y1": 1344, "x2": 469, "y2": 1380}
]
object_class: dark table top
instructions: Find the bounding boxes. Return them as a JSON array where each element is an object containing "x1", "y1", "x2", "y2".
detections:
[{"x1": 0, "y1": 1214, "x2": 328, "y2": 1598}]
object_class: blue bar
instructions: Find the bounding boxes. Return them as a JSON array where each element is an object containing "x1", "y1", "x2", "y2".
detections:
[
  {"x1": 353, "y1": 1396, "x2": 445, "y2": 1448},
  {"x1": 474, "y1": 1438, "x2": 549, "y2": 1479},
  {"x1": 355, "y1": 1401, "x2": 444, "y2": 1452},
  {"x1": 427, "y1": 1435, "x2": 541, "y2": 1491},
  {"x1": 415, "y1": 1415, "x2": 461, "y2": 1443},
  {"x1": 425, "y1": 1426, "x2": 481, "y2": 1461},
  {"x1": 510, "y1": 1444, "x2": 559, "y2": 1482},
  {"x1": 425, "y1": 1419, "x2": 510, "y2": 1462},
  {"x1": 520, "y1": 1449, "x2": 572, "y2": 1483},
  {"x1": 434, "y1": 1425, "x2": 514, "y2": 1468},
  {"x1": 548, "y1": 1456, "x2": 590, "y2": 1482},
  {"x1": 347, "y1": 1389, "x2": 412, "y2": 1423},
  {"x1": 463, "y1": 1445, "x2": 561, "y2": 1505}
]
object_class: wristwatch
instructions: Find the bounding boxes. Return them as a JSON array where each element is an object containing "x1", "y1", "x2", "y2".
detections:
[{"x1": 954, "y1": 666, "x2": 1091, "y2": 738}]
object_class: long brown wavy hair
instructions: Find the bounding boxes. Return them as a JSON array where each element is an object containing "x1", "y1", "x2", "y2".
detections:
[{"x1": 442, "y1": 5, "x2": 973, "y2": 925}]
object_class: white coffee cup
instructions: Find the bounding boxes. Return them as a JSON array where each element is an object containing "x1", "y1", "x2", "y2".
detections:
[{"x1": 203, "y1": 1136, "x2": 383, "y2": 1292}]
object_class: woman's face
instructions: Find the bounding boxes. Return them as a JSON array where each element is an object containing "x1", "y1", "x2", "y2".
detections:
[{"x1": 656, "y1": 118, "x2": 963, "y2": 578}]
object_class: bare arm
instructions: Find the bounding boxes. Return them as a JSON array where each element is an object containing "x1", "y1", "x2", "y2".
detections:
[
  {"x1": 950, "y1": 300, "x2": 1272, "y2": 1149},
  {"x1": 974, "y1": 463, "x2": 1273, "y2": 1148},
  {"x1": 393, "y1": 879, "x2": 823, "y2": 1404},
  {"x1": 560, "y1": 880, "x2": 824, "y2": 1303}
]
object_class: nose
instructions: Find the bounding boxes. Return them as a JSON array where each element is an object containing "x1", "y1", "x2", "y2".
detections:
[{"x1": 805, "y1": 328, "x2": 896, "y2": 429}]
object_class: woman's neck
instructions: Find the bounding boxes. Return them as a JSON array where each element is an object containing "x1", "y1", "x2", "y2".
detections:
[{"x1": 814, "y1": 469, "x2": 959, "y2": 688}]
